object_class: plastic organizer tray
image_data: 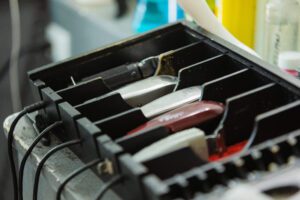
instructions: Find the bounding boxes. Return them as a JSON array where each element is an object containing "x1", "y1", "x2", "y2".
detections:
[{"x1": 28, "y1": 21, "x2": 300, "y2": 200}]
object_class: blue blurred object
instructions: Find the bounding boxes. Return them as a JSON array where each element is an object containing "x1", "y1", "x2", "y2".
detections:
[{"x1": 133, "y1": 0, "x2": 184, "y2": 33}]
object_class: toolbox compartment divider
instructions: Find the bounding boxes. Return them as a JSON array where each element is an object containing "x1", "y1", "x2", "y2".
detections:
[
  {"x1": 57, "y1": 77, "x2": 111, "y2": 105},
  {"x1": 201, "y1": 69, "x2": 272, "y2": 103},
  {"x1": 75, "y1": 93, "x2": 132, "y2": 122},
  {"x1": 176, "y1": 54, "x2": 244, "y2": 90},
  {"x1": 142, "y1": 147, "x2": 207, "y2": 181},
  {"x1": 116, "y1": 126, "x2": 171, "y2": 155},
  {"x1": 156, "y1": 41, "x2": 224, "y2": 76},
  {"x1": 215, "y1": 84, "x2": 298, "y2": 146},
  {"x1": 94, "y1": 108, "x2": 148, "y2": 140},
  {"x1": 250, "y1": 100, "x2": 300, "y2": 146}
]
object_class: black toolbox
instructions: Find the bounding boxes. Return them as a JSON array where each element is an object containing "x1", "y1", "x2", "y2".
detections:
[{"x1": 28, "y1": 21, "x2": 300, "y2": 200}]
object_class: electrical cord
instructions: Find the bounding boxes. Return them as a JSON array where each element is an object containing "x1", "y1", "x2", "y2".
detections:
[
  {"x1": 32, "y1": 139, "x2": 82, "y2": 200},
  {"x1": 9, "y1": 0, "x2": 22, "y2": 112},
  {"x1": 7, "y1": 110, "x2": 26, "y2": 200},
  {"x1": 7, "y1": 101, "x2": 45, "y2": 200},
  {"x1": 56, "y1": 158, "x2": 103, "y2": 200},
  {"x1": 18, "y1": 121, "x2": 63, "y2": 200},
  {"x1": 95, "y1": 175, "x2": 123, "y2": 200},
  {"x1": 239, "y1": 127, "x2": 258, "y2": 155}
]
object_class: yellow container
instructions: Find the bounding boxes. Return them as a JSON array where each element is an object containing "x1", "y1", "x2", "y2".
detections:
[
  {"x1": 206, "y1": 0, "x2": 215, "y2": 12},
  {"x1": 217, "y1": 0, "x2": 257, "y2": 49}
]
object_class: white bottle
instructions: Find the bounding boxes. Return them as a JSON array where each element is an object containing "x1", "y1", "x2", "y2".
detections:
[
  {"x1": 278, "y1": 51, "x2": 300, "y2": 77},
  {"x1": 263, "y1": 0, "x2": 300, "y2": 65},
  {"x1": 254, "y1": 0, "x2": 269, "y2": 56}
]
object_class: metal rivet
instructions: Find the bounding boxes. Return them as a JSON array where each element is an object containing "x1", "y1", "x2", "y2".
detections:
[
  {"x1": 268, "y1": 162, "x2": 278, "y2": 172},
  {"x1": 270, "y1": 145, "x2": 280, "y2": 154},
  {"x1": 97, "y1": 159, "x2": 114, "y2": 175},
  {"x1": 251, "y1": 150, "x2": 262, "y2": 159},
  {"x1": 233, "y1": 159, "x2": 245, "y2": 167},
  {"x1": 287, "y1": 156, "x2": 296, "y2": 165},
  {"x1": 288, "y1": 137, "x2": 297, "y2": 146}
]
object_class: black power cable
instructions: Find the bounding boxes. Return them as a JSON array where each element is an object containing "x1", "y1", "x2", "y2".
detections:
[
  {"x1": 18, "y1": 121, "x2": 63, "y2": 200},
  {"x1": 7, "y1": 110, "x2": 26, "y2": 200},
  {"x1": 7, "y1": 101, "x2": 45, "y2": 200},
  {"x1": 56, "y1": 159, "x2": 102, "y2": 200},
  {"x1": 32, "y1": 139, "x2": 82, "y2": 200},
  {"x1": 95, "y1": 175, "x2": 123, "y2": 200}
]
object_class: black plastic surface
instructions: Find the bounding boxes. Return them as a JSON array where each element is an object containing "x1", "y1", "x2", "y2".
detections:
[{"x1": 27, "y1": 22, "x2": 300, "y2": 200}]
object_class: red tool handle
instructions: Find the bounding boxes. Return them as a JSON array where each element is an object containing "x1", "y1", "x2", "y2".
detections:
[{"x1": 128, "y1": 101, "x2": 224, "y2": 135}]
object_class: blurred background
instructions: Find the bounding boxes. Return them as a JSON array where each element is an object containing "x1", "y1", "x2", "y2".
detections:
[{"x1": 0, "y1": 0, "x2": 300, "y2": 199}]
